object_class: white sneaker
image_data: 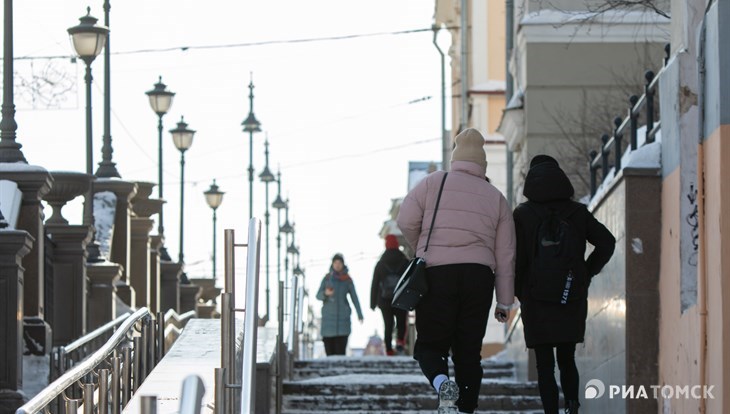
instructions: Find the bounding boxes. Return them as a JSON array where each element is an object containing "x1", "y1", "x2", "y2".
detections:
[{"x1": 437, "y1": 379, "x2": 459, "y2": 414}]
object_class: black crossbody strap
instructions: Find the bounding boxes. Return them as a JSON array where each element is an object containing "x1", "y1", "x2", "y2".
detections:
[{"x1": 424, "y1": 172, "x2": 448, "y2": 253}]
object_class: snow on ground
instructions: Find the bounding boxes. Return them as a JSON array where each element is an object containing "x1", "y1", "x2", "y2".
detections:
[
  {"x1": 0, "y1": 162, "x2": 49, "y2": 172},
  {"x1": 22, "y1": 354, "x2": 49, "y2": 399},
  {"x1": 296, "y1": 373, "x2": 426, "y2": 385},
  {"x1": 93, "y1": 191, "x2": 116, "y2": 259}
]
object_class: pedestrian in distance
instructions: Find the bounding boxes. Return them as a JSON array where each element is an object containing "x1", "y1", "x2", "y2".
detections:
[
  {"x1": 513, "y1": 155, "x2": 616, "y2": 414},
  {"x1": 316, "y1": 253, "x2": 364, "y2": 356},
  {"x1": 371, "y1": 234, "x2": 410, "y2": 356},
  {"x1": 397, "y1": 128, "x2": 516, "y2": 414}
]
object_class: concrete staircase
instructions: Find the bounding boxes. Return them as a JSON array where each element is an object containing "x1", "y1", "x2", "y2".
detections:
[{"x1": 282, "y1": 355, "x2": 543, "y2": 413}]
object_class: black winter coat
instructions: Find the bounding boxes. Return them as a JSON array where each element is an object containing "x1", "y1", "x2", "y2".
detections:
[
  {"x1": 370, "y1": 249, "x2": 410, "y2": 309},
  {"x1": 514, "y1": 161, "x2": 615, "y2": 348}
]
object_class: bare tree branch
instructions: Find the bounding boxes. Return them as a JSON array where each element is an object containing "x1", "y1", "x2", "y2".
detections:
[
  {"x1": 585, "y1": 0, "x2": 670, "y2": 19},
  {"x1": 2, "y1": 59, "x2": 77, "y2": 110}
]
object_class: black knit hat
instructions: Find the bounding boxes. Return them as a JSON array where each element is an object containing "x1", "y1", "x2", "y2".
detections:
[
  {"x1": 331, "y1": 253, "x2": 345, "y2": 264},
  {"x1": 530, "y1": 154, "x2": 559, "y2": 168}
]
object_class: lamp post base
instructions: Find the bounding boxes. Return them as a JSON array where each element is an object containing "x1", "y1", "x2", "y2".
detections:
[
  {"x1": 86, "y1": 239, "x2": 105, "y2": 263},
  {"x1": 158, "y1": 245, "x2": 172, "y2": 262}
]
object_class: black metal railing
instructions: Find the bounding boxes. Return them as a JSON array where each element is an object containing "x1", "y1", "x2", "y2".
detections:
[{"x1": 588, "y1": 44, "x2": 669, "y2": 198}]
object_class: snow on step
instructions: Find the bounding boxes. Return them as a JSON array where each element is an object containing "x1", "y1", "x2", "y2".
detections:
[
  {"x1": 283, "y1": 393, "x2": 542, "y2": 412},
  {"x1": 283, "y1": 356, "x2": 541, "y2": 412},
  {"x1": 293, "y1": 356, "x2": 515, "y2": 380},
  {"x1": 285, "y1": 374, "x2": 539, "y2": 395}
]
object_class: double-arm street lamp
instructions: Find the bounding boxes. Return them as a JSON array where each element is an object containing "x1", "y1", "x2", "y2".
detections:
[
  {"x1": 204, "y1": 180, "x2": 224, "y2": 280},
  {"x1": 242, "y1": 76, "x2": 261, "y2": 219},
  {"x1": 272, "y1": 171, "x2": 287, "y2": 284},
  {"x1": 279, "y1": 201, "x2": 293, "y2": 315},
  {"x1": 259, "y1": 139, "x2": 275, "y2": 321},
  {"x1": 67, "y1": 8, "x2": 108, "y2": 262},
  {"x1": 146, "y1": 77, "x2": 175, "y2": 261},
  {"x1": 170, "y1": 116, "x2": 195, "y2": 264}
]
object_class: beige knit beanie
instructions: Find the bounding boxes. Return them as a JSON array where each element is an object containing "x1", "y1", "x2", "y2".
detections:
[{"x1": 451, "y1": 128, "x2": 487, "y2": 169}]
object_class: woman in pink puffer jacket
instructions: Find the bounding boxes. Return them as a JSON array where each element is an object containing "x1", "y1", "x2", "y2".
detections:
[{"x1": 397, "y1": 128, "x2": 515, "y2": 414}]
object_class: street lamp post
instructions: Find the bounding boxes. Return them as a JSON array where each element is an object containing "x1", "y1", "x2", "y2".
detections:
[
  {"x1": 146, "y1": 76, "x2": 175, "y2": 261},
  {"x1": 204, "y1": 180, "x2": 224, "y2": 280},
  {"x1": 170, "y1": 116, "x2": 195, "y2": 264},
  {"x1": 287, "y1": 225, "x2": 299, "y2": 255},
  {"x1": 287, "y1": 223, "x2": 300, "y2": 285},
  {"x1": 242, "y1": 75, "x2": 261, "y2": 219},
  {"x1": 279, "y1": 200, "x2": 293, "y2": 316},
  {"x1": 95, "y1": 0, "x2": 119, "y2": 178},
  {"x1": 272, "y1": 171, "x2": 286, "y2": 284},
  {"x1": 67, "y1": 8, "x2": 108, "y2": 263},
  {"x1": 0, "y1": 0, "x2": 26, "y2": 163},
  {"x1": 293, "y1": 250, "x2": 303, "y2": 277},
  {"x1": 259, "y1": 138, "x2": 275, "y2": 322}
]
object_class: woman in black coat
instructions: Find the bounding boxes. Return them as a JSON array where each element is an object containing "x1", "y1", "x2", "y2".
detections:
[
  {"x1": 513, "y1": 155, "x2": 615, "y2": 414},
  {"x1": 370, "y1": 235, "x2": 410, "y2": 355}
]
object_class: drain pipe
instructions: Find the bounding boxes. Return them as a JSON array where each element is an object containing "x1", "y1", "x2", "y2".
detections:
[
  {"x1": 432, "y1": 24, "x2": 449, "y2": 171},
  {"x1": 505, "y1": 0, "x2": 514, "y2": 207},
  {"x1": 459, "y1": 0, "x2": 469, "y2": 132},
  {"x1": 696, "y1": 2, "x2": 715, "y2": 412}
]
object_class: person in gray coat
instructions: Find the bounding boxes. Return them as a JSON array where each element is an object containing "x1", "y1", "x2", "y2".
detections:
[{"x1": 316, "y1": 253, "x2": 364, "y2": 356}]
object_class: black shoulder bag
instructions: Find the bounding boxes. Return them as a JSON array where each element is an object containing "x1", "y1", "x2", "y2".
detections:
[{"x1": 391, "y1": 172, "x2": 448, "y2": 311}]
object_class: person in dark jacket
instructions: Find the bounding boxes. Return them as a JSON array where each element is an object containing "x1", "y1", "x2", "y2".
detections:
[
  {"x1": 513, "y1": 155, "x2": 615, "y2": 414},
  {"x1": 370, "y1": 234, "x2": 410, "y2": 355},
  {"x1": 316, "y1": 253, "x2": 364, "y2": 356}
]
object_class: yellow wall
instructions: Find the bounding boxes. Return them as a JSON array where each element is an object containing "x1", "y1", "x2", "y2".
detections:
[
  {"x1": 701, "y1": 124, "x2": 730, "y2": 413},
  {"x1": 659, "y1": 125, "x2": 730, "y2": 413},
  {"x1": 487, "y1": 94, "x2": 505, "y2": 135},
  {"x1": 658, "y1": 167, "x2": 701, "y2": 413},
  {"x1": 487, "y1": 0, "x2": 505, "y2": 81}
]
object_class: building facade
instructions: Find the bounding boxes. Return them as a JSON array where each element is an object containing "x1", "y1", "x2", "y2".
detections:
[{"x1": 498, "y1": 0, "x2": 670, "y2": 202}]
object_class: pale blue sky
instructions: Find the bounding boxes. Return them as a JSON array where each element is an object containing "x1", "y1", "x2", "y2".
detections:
[{"x1": 7, "y1": 0, "x2": 451, "y2": 348}]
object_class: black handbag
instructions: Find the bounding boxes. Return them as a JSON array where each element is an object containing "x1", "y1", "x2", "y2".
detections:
[{"x1": 391, "y1": 173, "x2": 448, "y2": 311}]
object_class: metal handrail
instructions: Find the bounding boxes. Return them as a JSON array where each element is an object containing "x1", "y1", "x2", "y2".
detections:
[
  {"x1": 293, "y1": 284, "x2": 305, "y2": 359},
  {"x1": 17, "y1": 307, "x2": 152, "y2": 414},
  {"x1": 64, "y1": 312, "x2": 131, "y2": 354},
  {"x1": 51, "y1": 312, "x2": 133, "y2": 382},
  {"x1": 240, "y1": 217, "x2": 262, "y2": 414},
  {"x1": 165, "y1": 309, "x2": 196, "y2": 326},
  {"x1": 286, "y1": 275, "x2": 299, "y2": 353},
  {"x1": 216, "y1": 218, "x2": 262, "y2": 414}
]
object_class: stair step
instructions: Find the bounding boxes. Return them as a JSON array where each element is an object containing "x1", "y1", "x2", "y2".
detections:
[
  {"x1": 295, "y1": 356, "x2": 514, "y2": 370},
  {"x1": 293, "y1": 367, "x2": 514, "y2": 380},
  {"x1": 283, "y1": 393, "x2": 543, "y2": 411},
  {"x1": 285, "y1": 357, "x2": 536, "y2": 412},
  {"x1": 284, "y1": 375, "x2": 538, "y2": 397}
]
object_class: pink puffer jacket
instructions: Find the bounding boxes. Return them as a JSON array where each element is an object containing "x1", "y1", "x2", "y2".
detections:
[{"x1": 396, "y1": 161, "x2": 515, "y2": 306}]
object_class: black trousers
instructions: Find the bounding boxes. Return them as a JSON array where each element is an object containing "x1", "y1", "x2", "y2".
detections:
[
  {"x1": 381, "y1": 305, "x2": 408, "y2": 351},
  {"x1": 323, "y1": 335, "x2": 348, "y2": 356},
  {"x1": 414, "y1": 263, "x2": 495, "y2": 414},
  {"x1": 534, "y1": 343, "x2": 579, "y2": 414}
]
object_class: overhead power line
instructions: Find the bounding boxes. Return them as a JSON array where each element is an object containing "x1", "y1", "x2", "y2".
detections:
[{"x1": 11, "y1": 26, "x2": 455, "y2": 61}]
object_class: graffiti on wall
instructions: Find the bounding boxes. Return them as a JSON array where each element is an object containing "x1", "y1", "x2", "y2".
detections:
[{"x1": 685, "y1": 184, "x2": 699, "y2": 266}]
